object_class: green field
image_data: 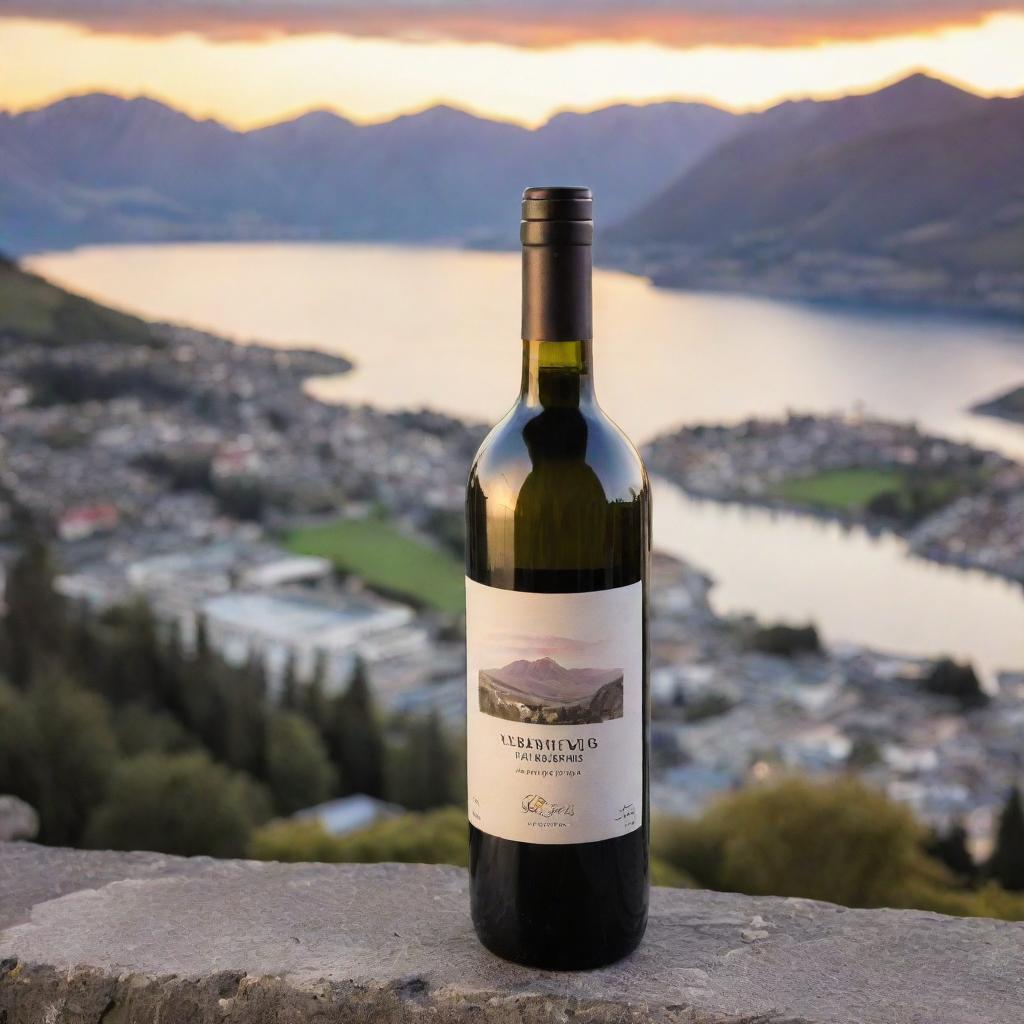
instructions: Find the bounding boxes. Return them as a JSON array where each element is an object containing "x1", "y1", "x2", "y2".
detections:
[
  {"x1": 286, "y1": 517, "x2": 464, "y2": 615},
  {"x1": 772, "y1": 468, "x2": 905, "y2": 511}
]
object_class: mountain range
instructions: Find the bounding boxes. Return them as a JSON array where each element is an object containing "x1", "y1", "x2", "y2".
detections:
[
  {"x1": 0, "y1": 93, "x2": 737, "y2": 253},
  {"x1": 2, "y1": 74, "x2": 1020, "y2": 314}
]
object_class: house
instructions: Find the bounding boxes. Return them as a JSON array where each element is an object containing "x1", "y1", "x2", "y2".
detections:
[{"x1": 58, "y1": 503, "x2": 119, "y2": 541}]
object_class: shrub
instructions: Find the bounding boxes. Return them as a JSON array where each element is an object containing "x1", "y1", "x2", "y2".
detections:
[
  {"x1": 749, "y1": 624, "x2": 821, "y2": 658},
  {"x1": 251, "y1": 807, "x2": 468, "y2": 866},
  {"x1": 86, "y1": 751, "x2": 270, "y2": 857},
  {"x1": 655, "y1": 777, "x2": 934, "y2": 907}
]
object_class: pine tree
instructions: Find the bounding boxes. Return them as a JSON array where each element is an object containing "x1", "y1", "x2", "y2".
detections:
[
  {"x1": 390, "y1": 712, "x2": 454, "y2": 811},
  {"x1": 925, "y1": 821, "x2": 975, "y2": 882},
  {"x1": 194, "y1": 614, "x2": 212, "y2": 664},
  {"x1": 989, "y1": 786, "x2": 1024, "y2": 891},
  {"x1": 23, "y1": 670, "x2": 118, "y2": 845},
  {"x1": 265, "y1": 711, "x2": 337, "y2": 814},
  {"x1": 100, "y1": 600, "x2": 164, "y2": 705},
  {"x1": 179, "y1": 614, "x2": 224, "y2": 753},
  {"x1": 160, "y1": 618, "x2": 189, "y2": 721},
  {"x1": 1, "y1": 538, "x2": 68, "y2": 687},
  {"x1": 65, "y1": 601, "x2": 106, "y2": 696},
  {"x1": 302, "y1": 649, "x2": 330, "y2": 731},
  {"x1": 219, "y1": 653, "x2": 269, "y2": 776},
  {"x1": 330, "y1": 655, "x2": 385, "y2": 798},
  {"x1": 280, "y1": 651, "x2": 300, "y2": 711}
]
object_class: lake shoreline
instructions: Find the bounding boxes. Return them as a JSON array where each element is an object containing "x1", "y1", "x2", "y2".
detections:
[
  {"x1": 644, "y1": 414, "x2": 1024, "y2": 588},
  {"x1": 22, "y1": 235, "x2": 1024, "y2": 325},
  {"x1": 462, "y1": 237, "x2": 1024, "y2": 323}
]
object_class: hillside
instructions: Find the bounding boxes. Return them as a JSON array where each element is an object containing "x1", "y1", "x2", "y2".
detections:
[
  {"x1": 0, "y1": 255, "x2": 156, "y2": 346},
  {"x1": 614, "y1": 75, "x2": 992, "y2": 245},
  {"x1": 972, "y1": 385, "x2": 1024, "y2": 424},
  {"x1": 0, "y1": 95, "x2": 738, "y2": 253},
  {"x1": 610, "y1": 75, "x2": 1024, "y2": 314}
]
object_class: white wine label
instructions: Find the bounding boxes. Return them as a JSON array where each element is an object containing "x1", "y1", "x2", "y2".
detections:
[{"x1": 465, "y1": 577, "x2": 643, "y2": 845}]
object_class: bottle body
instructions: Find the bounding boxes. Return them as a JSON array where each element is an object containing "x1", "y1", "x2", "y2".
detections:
[{"x1": 465, "y1": 187, "x2": 650, "y2": 969}]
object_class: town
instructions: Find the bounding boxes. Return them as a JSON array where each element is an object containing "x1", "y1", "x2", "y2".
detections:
[
  {"x1": 645, "y1": 413, "x2": 1024, "y2": 584},
  {"x1": 2, "y1": 316, "x2": 1023, "y2": 856}
]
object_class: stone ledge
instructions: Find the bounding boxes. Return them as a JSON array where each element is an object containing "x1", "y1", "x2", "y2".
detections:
[{"x1": 1, "y1": 842, "x2": 1022, "y2": 1024}]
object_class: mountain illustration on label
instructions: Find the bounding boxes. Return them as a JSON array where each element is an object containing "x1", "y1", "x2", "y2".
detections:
[{"x1": 478, "y1": 657, "x2": 624, "y2": 724}]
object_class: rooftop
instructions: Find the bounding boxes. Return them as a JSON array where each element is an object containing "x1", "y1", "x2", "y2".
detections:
[{"x1": 202, "y1": 589, "x2": 411, "y2": 643}]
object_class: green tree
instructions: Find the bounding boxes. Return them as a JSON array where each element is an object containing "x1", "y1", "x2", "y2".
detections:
[
  {"x1": 654, "y1": 777, "x2": 941, "y2": 909},
  {"x1": 280, "y1": 651, "x2": 300, "y2": 711},
  {"x1": 989, "y1": 786, "x2": 1024, "y2": 891},
  {"x1": 748, "y1": 623, "x2": 821, "y2": 658},
  {"x1": 329, "y1": 657, "x2": 385, "y2": 798},
  {"x1": 265, "y1": 711, "x2": 337, "y2": 814},
  {"x1": 302, "y1": 650, "x2": 330, "y2": 730},
  {"x1": 92, "y1": 601, "x2": 167, "y2": 706},
  {"x1": 15, "y1": 674, "x2": 119, "y2": 845},
  {"x1": 159, "y1": 618, "x2": 190, "y2": 721},
  {"x1": 926, "y1": 821, "x2": 976, "y2": 883},
  {"x1": 922, "y1": 659, "x2": 988, "y2": 710},
  {"x1": 218, "y1": 654, "x2": 269, "y2": 776},
  {"x1": 177, "y1": 615, "x2": 225, "y2": 752},
  {"x1": 111, "y1": 703, "x2": 198, "y2": 757},
  {"x1": 0, "y1": 683, "x2": 35, "y2": 803},
  {"x1": 389, "y1": 713, "x2": 455, "y2": 811},
  {"x1": 1, "y1": 538, "x2": 67, "y2": 686},
  {"x1": 86, "y1": 751, "x2": 270, "y2": 858}
]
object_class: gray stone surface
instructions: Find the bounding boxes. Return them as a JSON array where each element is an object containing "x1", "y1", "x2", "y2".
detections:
[{"x1": 1, "y1": 842, "x2": 1021, "y2": 1023}]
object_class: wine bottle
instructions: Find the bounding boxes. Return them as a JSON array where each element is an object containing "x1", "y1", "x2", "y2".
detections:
[{"x1": 465, "y1": 186, "x2": 650, "y2": 969}]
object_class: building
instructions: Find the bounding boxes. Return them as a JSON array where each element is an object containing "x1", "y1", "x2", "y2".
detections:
[
  {"x1": 57, "y1": 537, "x2": 429, "y2": 697},
  {"x1": 58, "y1": 503, "x2": 120, "y2": 541},
  {"x1": 199, "y1": 587, "x2": 427, "y2": 696},
  {"x1": 125, "y1": 540, "x2": 331, "y2": 597}
]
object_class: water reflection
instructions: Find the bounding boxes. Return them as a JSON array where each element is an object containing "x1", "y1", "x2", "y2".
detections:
[{"x1": 653, "y1": 479, "x2": 1024, "y2": 679}]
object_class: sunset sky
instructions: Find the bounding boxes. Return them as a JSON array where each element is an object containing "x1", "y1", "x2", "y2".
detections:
[{"x1": 1, "y1": 2, "x2": 1022, "y2": 127}]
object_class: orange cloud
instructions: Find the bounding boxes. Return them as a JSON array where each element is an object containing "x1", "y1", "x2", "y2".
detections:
[{"x1": 2, "y1": 1, "x2": 1020, "y2": 47}]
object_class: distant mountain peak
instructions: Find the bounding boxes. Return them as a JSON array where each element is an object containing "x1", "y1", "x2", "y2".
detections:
[
  {"x1": 27, "y1": 92, "x2": 170, "y2": 116},
  {"x1": 248, "y1": 107, "x2": 357, "y2": 141},
  {"x1": 388, "y1": 103, "x2": 507, "y2": 129},
  {"x1": 18, "y1": 91, "x2": 227, "y2": 133},
  {"x1": 286, "y1": 108, "x2": 353, "y2": 126},
  {"x1": 873, "y1": 71, "x2": 978, "y2": 101}
]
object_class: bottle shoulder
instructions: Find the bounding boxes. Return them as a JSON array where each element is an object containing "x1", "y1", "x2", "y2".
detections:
[{"x1": 467, "y1": 401, "x2": 649, "y2": 506}]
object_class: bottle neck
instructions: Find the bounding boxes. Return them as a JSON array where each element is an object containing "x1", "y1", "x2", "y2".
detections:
[
  {"x1": 520, "y1": 339, "x2": 596, "y2": 407},
  {"x1": 520, "y1": 231, "x2": 594, "y2": 409},
  {"x1": 521, "y1": 233, "x2": 592, "y2": 341}
]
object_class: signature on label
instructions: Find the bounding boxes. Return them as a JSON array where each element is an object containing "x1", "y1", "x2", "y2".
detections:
[
  {"x1": 615, "y1": 803, "x2": 637, "y2": 829},
  {"x1": 522, "y1": 794, "x2": 576, "y2": 818}
]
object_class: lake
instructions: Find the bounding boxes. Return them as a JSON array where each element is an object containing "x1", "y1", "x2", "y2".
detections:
[{"x1": 27, "y1": 242, "x2": 1024, "y2": 677}]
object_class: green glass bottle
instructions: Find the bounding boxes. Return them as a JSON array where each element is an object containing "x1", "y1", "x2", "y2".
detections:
[{"x1": 465, "y1": 186, "x2": 650, "y2": 969}]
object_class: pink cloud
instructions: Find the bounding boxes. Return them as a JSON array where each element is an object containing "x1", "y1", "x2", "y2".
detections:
[{"x1": 2, "y1": 1, "x2": 1018, "y2": 47}]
